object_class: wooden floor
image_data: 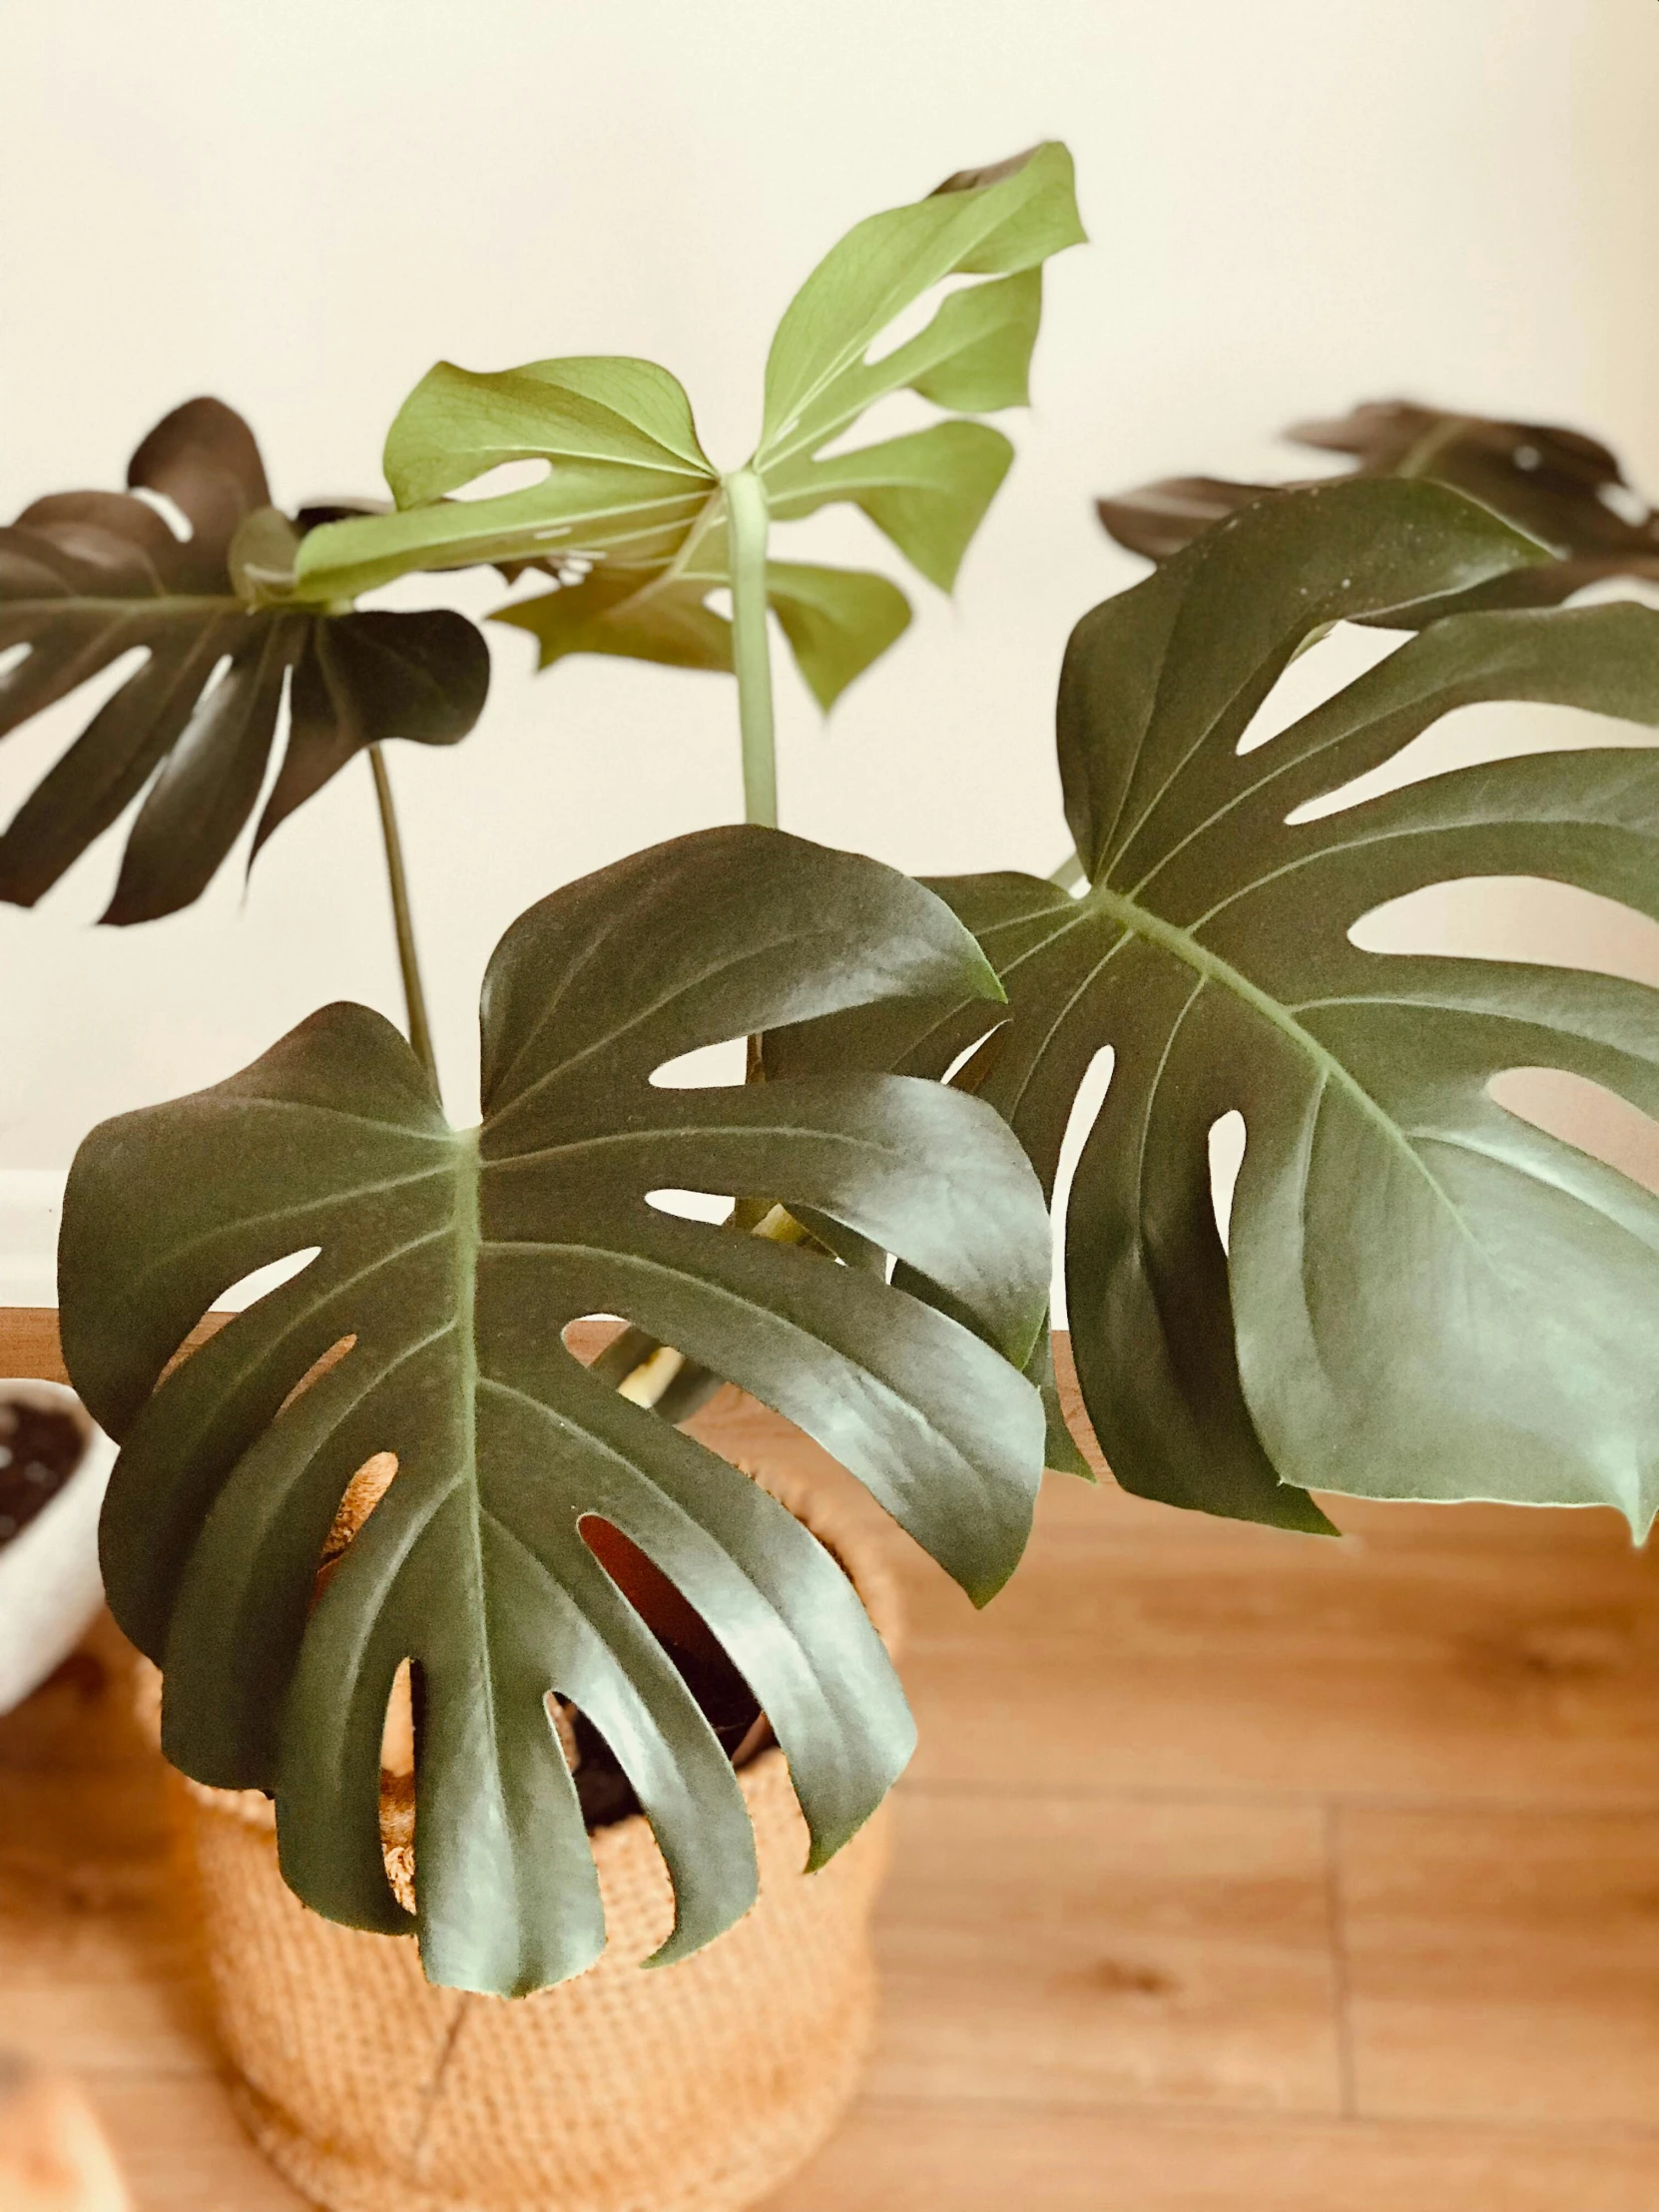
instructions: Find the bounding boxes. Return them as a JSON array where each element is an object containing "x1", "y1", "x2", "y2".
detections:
[{"x1": 6, "y1": 1357, "x2": 1659, "y2": 2208}]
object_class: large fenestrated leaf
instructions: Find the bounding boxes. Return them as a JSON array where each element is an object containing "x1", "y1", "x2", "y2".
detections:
[
  {"x1": 0, "y1": 399, "x2": 489, "y2": 922},
  {"x1": 287, "y1": 146, "x2": 1083, "y2": 710},
  {"x1": 774, "y1": 478, "x2": 1659, "y2": 1534},
  {"x1": 1098, "y1": 398, "x2": 1659, "y2": 625},
  {"x1": 59, "y1": 826, "x2": 1048, "y2": 1995}
]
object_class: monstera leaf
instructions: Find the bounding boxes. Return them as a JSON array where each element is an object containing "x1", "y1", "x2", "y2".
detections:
[
  {"x1": 284, "y1": 145, "x2": 1083, "y2": 714},
  {"x1": 59, "y1": 827, "x2": 1048, "y2": 1995},
  {"x1": 1098, "y1": 398, "x2": 1659, "y2": 626},
  {"x1": 770, "y1": 477, "x2": 1659, "y2": 1535},
  {"x1": 0, "y1": 399, "x2": 488, "y2": 921}
]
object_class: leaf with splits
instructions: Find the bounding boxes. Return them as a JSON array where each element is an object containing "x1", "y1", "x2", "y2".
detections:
[
  {"x1": 0, "y1": 399, "x2": 487, "y2": 922},
  {"x1": 771, "y1": 478, "x2": 1659, "y2": 1534},
  {"x1": 289, "y1": 146, "x2": 1083, "y2": 710},
  {"x1": 1097, "y1": 397, "x2": 1659, "y2": 625},
  {"x1": 60, "y1": 826, "x2": 1049, "y2": 1994}
]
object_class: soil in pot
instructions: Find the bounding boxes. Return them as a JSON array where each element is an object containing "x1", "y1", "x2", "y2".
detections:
[{"x1": 0, "y1": 1397, "x2": 88, "y2": 1548}]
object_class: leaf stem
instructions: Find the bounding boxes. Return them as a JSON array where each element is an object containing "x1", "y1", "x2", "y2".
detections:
[
  {"x1": 368, "y1": 745, "x2": 439, "y2": 1092},
  {"x1": 1048, "y1": 847, "x2": 1087, "y2": 891},
  {"x1": 724, "y1": 465, "x2": 778, "y2": 828}
]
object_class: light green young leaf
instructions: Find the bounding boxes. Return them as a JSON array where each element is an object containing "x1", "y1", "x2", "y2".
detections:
[
  {"x1": 493, "y1": 565, "x2": 732, "y2": 678},
  {"x1": 385, "y1": 355, "x2": 714, "y2": 500},
  {"x1": 766, "y1": 420, "x2": 1013, "y2": 592},
  {"x1": 292, "y1": 358, "x2": 718, "y2": 602},
  {"x1": 495, "y1": 558, "x2": 910, "y2": 715},
  {"x1": 758, "y1": 145, "x2": 1083, "y2": 459},
  {"x1": 291, "y1": 147, "x2": 1082, "y2": 710},
  {"x1": 766, "y1": 563, "x2": 912, "y2": 711}
]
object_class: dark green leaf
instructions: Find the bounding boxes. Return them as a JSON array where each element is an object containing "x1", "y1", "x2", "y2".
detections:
[
  {"x1": 493, "y1": 561, "x2": 733, "y2": 679},
  {"x1": 770, "y1": 480, "x2": 1659, "y2": 1533},
  {"x1": 61, "y1": 827, "x2": 1048, "y2": 1994},
  {"x1": 1060, "y1": 480, "x2": 1551, "y2": 884},
  {"x1": 0, "y1": 400, "x2": 488, "y2": 922},
  {"x1": 1022, "y1": 1321, "x2": 1092, "y2": 1480},
  {"x1": 1098, "y1": 398, "x2": 1659, "y2": 624}
]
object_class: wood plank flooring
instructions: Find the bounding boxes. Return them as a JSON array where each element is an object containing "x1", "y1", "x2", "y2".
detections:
[{"x1": 4, "y1": 1341, "x2": 1659, "y2": 2206}]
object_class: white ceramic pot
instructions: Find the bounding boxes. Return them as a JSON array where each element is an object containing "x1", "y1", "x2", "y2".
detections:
[{"x1": 0, "y1": 1380, "x2": 117, "y2": 1714}]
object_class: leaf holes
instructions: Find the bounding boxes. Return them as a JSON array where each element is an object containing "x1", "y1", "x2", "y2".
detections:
[
  {"x1": 218, "y1": 1245, "x2": 321, "y2": 1314},
  {"x1": 1351, "y1": 877, "x2": 1659, "y2": 987},
  {"x1": 645, "y1": 1187, "x2": 736, "y2": 1224},
  {"x1": 1049, "y1": 1047, "x2": 1114, "y2": 1326},
  {"x1": 560, "y1": 1314, "x2": 629, "y2": 1363},
  {"x1": 381, "y1": 1656, "x2": 417, "y2": 1777},
  {"x1": 129, "y1": 485, "x2": 195, "y2": 541},
  {"x1": 1290, "y1": 700, "x2": 1659, "y2": 827},
  {"x1": 309, "y1": 1444, "x2": 401, "y2": 1648},
  {"x1": 1598, "y1": 481, "x2": 1650, "y2": 527},
  {"x1": 943, "y1": 1023, "x2": 1006, "y2": 1086},
  {"x1": 446, "y1": 458, "x2": 553, "y2": 503},
  {"x1": 1488, "y1": 1068, "x2": 1659, "y2": 1197},
  {"x1": 317, "y1": 1446, "x2": 398, "y2": 1573},
  {"x1": 562, "y1": 1316, "x2": 722, "y2": 1418},
  {"x1": 276, "y1": 1330, "x2": 356, "y2": 1417},
  {"x1": 188, "y1": 651, "x2": 239, "y2": 719},
  {"x1": 1208, "y1": 1110, "x2": 1246, "y2": 1254},
  {"x1": 860, "y1": 275, "x2": 978, "y2": 369},
  {"x1": 649, "y1": 1038, "x2": 747, "y2": 1089},
  {"x1": 569, "y1": 1513, "x2": 770, "y2": 1828},
  {"x1": 155, "y1": 1269, "x2": 328, "y2": 1391},
  {"x1": 379, "y1": 1659, "x2": 423, "y2": 1913},
  {"x1": 1236, "y1": 621, "x2": 1400, "y2": 758}
]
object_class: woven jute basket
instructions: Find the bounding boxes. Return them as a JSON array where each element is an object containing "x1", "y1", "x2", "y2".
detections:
[{"x1": 142, "y1": 1414, "x2": 903, "y2": 2212}]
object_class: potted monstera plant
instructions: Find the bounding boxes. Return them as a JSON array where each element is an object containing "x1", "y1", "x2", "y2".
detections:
[
  {"x1": 22, "y1": 116, "x2": 1659, "y2": 2208},
  {"x1": 9, "y1": 147, "x2": 1080, "y2": 2212}
]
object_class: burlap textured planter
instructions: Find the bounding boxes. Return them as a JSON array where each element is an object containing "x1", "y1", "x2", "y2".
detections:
[{"x1": 147, "y1": 1427, "x2": 903, "y2": 2212}]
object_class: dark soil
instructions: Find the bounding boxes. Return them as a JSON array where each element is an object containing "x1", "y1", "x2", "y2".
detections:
[
  {"x1": 0, "y1": 1398, "x2": 87, "y2": 1548},
  {"x1": 569, "y1": 1637, "x2": 764, "y2": 1830}
]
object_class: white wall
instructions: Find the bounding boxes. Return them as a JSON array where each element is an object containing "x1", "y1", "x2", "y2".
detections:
[{"x1": 0, "y1": 0, "x2": 1656, "y2": 1232}]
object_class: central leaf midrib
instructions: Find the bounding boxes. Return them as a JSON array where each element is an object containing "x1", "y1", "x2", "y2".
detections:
[
  {"x1": 1, "y1": 594, "x2": 252, "y2": 620},
  {"x1": 1083, "y1": 880, "x2": 1480, "y2": 1247},
  {"x1": 451, "y1": 1125, "x2": 513, "y2": 1850}
]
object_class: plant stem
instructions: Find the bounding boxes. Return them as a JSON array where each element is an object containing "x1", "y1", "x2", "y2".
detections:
[
  {"x1": 1049, "y1": 847, "x2": 1087, "y2": 891},
  {"x1": 608, "y1": 477, "x2": 784, "y2": 1416},
  {"x1": 368, "y1": 745, "x2": 439, "y2": 1091},
  {"x1": 724, "y1": 465, "x2": 778, "y2": 828}
]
